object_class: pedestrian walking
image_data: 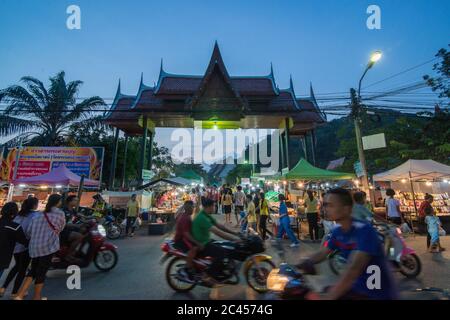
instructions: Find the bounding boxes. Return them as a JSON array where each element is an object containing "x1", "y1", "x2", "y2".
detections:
[
  {"x1": 14, "y1": 194, "x2": 65, "y2": 300},
  {"x1": 259, "y1": 193, "x2": 273, "y2": 240},
  {"x1": 425, "y1": 201, "x2": 446, "y2": 253},
  {"x1": 385, "y1": 189, "x2": 403, "y2": 225},
  {"x1": 1, "y1": 197, "x2": 38, "y2": 299},
  {"x1": 0, "y1": 202, "x2": 29, "y2": 297},
  {"x1": 304, "y1": 190, "x2": 320, "y2": 241},
  {"x1": 418, "y1": 194, "x2": 433, "y2": 247},
  {"x1": 222, "y1": 189, "x2": 233, "y2": 224},
  {"x1": 234, "y1": 186, "x2": 246, "y2": 226},
  {"x1": 126, "y1": 194, "x2": 140, "y2": 237},
  {"x1": 276, "y1": 194, "x2": 299, "y2": 247}
]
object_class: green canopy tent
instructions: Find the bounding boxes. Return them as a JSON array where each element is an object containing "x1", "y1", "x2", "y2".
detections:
[
  {"x1": 178, "y1": 169, "x2": 203, "y2": 183},
  {"x1": 281, "y1": 158, "x2": 355, "y2": 181}
]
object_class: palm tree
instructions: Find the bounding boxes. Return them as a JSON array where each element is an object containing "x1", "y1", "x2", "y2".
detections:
[{"x1": 0, "y1": 71, "x2": 106, "y2": 146}]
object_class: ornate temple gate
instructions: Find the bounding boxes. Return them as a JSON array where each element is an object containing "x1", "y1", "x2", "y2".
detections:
[{"x1": 104, "y1": 43, "x2": 326, "y2": 188}]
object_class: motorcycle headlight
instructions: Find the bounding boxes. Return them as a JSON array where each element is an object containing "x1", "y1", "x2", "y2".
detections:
[
  {"x1": 267, "y1": 268, "x2": 289, "y2": 292},
  {"x1": 97, "y1": 225, "x2": 107, "y2": 237}
]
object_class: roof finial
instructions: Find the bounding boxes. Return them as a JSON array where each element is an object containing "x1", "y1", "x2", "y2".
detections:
[
  {"x1": 289, "y1": 74, "x2": 294, "y2": 91},
  {"x1": 270, "y1": 62, "x2": 274, "y2": 78},
  {"x1": 115, "y1": 78, "x2": 121, "y2": 97},
  {"x1": 309, "y1": 82, "x2": 317, "y2": 102},
  {"x1": 140, "y1": 72, "x2": 144, "y2": 86},
  {"x1": 160, "y1": 58, "x2": 164, "y2": 73}
]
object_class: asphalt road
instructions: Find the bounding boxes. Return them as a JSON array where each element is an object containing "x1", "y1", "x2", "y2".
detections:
[{"x1": 1, "y1": 216, "x2": 449, "y2": 300}]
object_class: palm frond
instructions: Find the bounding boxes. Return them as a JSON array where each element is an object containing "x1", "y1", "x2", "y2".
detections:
[
  {"x1": 66, "y1": 80, "x2": 83, "y2": 102},
  {"x1": 62, "y1": 96, "x2": 106, "y2": 123},
  {"x1": 0, "y1": 115, "x2": 38, "y2": 136},
  {"x1": 20, "y1": 76, "x2": 49, "y2": 106},
  {"x1": 0, "y1": 85, "x2": 42, "y2": 116}
]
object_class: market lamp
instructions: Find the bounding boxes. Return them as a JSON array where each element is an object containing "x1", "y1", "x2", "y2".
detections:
[
  {"x1": 19, "y1": 184, "x2": 26, "y2": 188},
  {"x1": 40, "y1": 185, "x2": 48, "y2": 190},
  {"x1": 426, "y1": 181, "x2": 432, "y2": 186},
  {"x1": 401, "y1": 179, "x2": 407, "y2": 184}
]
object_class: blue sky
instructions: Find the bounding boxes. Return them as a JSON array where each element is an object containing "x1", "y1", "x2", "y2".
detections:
[{"x1": 0, "y1": 0, "x2": 449, "y2": 155}]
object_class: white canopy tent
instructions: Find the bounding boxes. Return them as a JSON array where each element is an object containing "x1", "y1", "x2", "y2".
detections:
[
  {"x1": 373, "y1": 159, "x2": 450, "y2": 182},
  {"x1": 373, "y1": 160, "x2": 450, "y2": 230}
]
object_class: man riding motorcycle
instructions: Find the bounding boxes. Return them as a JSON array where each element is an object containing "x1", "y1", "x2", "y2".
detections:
[
  {"x1": 191, "y1": 199, "x2": 241, "y2": 281},
  {"x1": 297, "y1": 188, "x2": 399, "y2": 300},
  {"x1": 60, "y1": 195, "x2": 87, "y2": 263}
]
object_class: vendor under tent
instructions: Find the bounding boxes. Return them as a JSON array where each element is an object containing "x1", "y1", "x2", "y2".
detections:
[
  {"x1": 13, "y1": 165, "x2": 100, "y2": 187},
  {"x1": 373, "y1": 159, "x2": 450, "y2": 232}
]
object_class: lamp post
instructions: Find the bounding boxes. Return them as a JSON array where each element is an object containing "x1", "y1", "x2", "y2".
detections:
[{"x1": 351, "y1": 51, "x2": 382, "y2": 203}]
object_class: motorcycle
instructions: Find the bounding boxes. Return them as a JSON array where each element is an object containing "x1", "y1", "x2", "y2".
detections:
[
  {"x1": 51, "y1": 217, "x2": 119, "y2": 272},
  {"x1": 326, "y1": 221, "x2": 421, "y2": 278},
  {"x1": 160, "y1": 234, "x2": 275, "y2": 293},
  {"x1": 77, "y1": 207, "x2": 123, "y2": 240}
]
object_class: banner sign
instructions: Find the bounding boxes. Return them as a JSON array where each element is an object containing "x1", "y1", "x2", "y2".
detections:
[
  {"x1": 353, "y1": 161, "x2": 364, "y2": 178},
  {"x1": 142, "y1": 169, "x2": 155, "y2": 182},
  {"x1": 362, "y1": 133, "x2": 386, "y2": 150},
  {"x1": 0, "y1": 147, "x2": 104, "y2": 183}
]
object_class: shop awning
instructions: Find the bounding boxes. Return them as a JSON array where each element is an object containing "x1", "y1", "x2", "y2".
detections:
[
  {"x1": 13, "y1": 165, "x2": 99, "y2": 187},
  {"x1": 373, "y1": 159, "x2": 450, "y2": 182},
  {"x1": 281, "y1": 158, "x2": 355, "y2": 180}
]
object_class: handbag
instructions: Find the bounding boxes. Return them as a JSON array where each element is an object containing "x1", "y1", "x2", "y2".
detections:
[{"x1": 439, "y1": 226, "x2": 446, "y2": 237}]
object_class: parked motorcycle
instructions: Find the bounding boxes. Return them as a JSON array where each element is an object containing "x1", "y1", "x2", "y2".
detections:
[
  {"x1": 77, "y1": 207, "x2": 123, "y2": 240},
  {"x1": 326, "y1": 221, "x2": 421, "y2": 278},
  {"x1": 160, "y1": 234, "x2": 275, "y2": 293},
  {"x1": 51, "y1": 218, "x2": 119, "y2": 272}
]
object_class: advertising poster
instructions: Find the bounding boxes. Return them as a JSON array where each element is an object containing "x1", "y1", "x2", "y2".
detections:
[{"x1": 0, "y1": 147, "x2": 104, "y2": 183}]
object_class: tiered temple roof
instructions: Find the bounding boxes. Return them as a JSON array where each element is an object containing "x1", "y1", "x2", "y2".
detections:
[{"x1": 105, "y1": 42, "x2": 326, "y2": 135}]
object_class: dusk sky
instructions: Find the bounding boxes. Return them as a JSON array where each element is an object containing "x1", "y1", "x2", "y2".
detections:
[{"x1": 1, "y1": 0, "x2": 449, "y2": 156}]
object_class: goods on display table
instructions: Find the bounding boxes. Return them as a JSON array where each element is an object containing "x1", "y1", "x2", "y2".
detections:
[
  {"x1": 400, "y1": 192, "x2": 450, "y2": 217},
  {"x1": 140, "y1": 179, "x2": 189, "y2": 235}
]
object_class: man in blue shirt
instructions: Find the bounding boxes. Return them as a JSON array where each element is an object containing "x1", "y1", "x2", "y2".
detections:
[
  {"x1": 276, "y1": 194, "x2": 299, "y2": 247},
  {"x1": 298, "y1": 188, "x2": 398, "y2": 300}
]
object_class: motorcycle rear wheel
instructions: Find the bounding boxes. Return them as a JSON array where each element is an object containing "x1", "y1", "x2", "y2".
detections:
[
  {"x1": 165, "y1": 257, "x2": 197, "y2": 292},
  {"x1": 106, "y1": 223, "x2": 122, "y2": 240},
  {"x1": 399, "y1": 253, "x2": 421, "y2": 278},
  {"x1": 94, "y1": 249, "x2": 118, "y2": 272},
  {"x1": 245, "y1": 258, "x2": 275, "y2": 293}
]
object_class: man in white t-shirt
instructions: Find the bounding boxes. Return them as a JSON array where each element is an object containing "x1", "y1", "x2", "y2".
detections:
[
  {"x1": 234, "y1": 186, "x2": 246, "y2": 225},
  {"x1": 385, "y1": 188, "x2": 403, "y2": 225}
]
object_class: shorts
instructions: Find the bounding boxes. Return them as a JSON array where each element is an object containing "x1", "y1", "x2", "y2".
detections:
[
  {"x1": 27, "y1": 254, "x2": 53, "y2": 284},
  {"x1": 223, "y1": 205, "x2": 232, "y2": 214},
  {"x1": 235, "y1": 205, "x2": 244, "y2": 214}
]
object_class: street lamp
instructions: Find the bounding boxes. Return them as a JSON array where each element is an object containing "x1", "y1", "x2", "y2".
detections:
[
  {"x1": 358, "y1": 51, "x2": 382, "y2": 97},
  {"x1": 352, "y1": 50, "x2": 382, "y2": 204}
]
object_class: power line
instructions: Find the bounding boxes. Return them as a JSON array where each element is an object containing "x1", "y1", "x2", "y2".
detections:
[{"x1": 362, "y1": 56, "x2": 439, "y2": 90}]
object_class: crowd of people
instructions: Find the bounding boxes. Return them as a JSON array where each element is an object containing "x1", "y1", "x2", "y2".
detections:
[{"x1": 0, "y1": 182, "x2": 446, "y2": 300}]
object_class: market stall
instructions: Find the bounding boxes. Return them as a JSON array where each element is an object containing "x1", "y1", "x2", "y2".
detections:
[
  {"x1": 7, "y1": 165, "x2": 99, "y2": 210},
  {"x1": 268, "y1": 158, "x2": 355, "y2": 239},
  {"x1": 139, "y1": 177, "x2": 189, "y2": 235},
  {"x1": 373, "y1": 159, "x2": 450, "y2": 232}
]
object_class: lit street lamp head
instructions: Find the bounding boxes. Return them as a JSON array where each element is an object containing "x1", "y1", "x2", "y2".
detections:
[{"x1": 368, "y1": 50, "x2": 382, "y2": 68}]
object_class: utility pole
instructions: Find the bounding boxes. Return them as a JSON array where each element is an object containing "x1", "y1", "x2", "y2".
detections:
[{"x1": 350, "y1": 88, "x2": 370, "y2": 196}]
